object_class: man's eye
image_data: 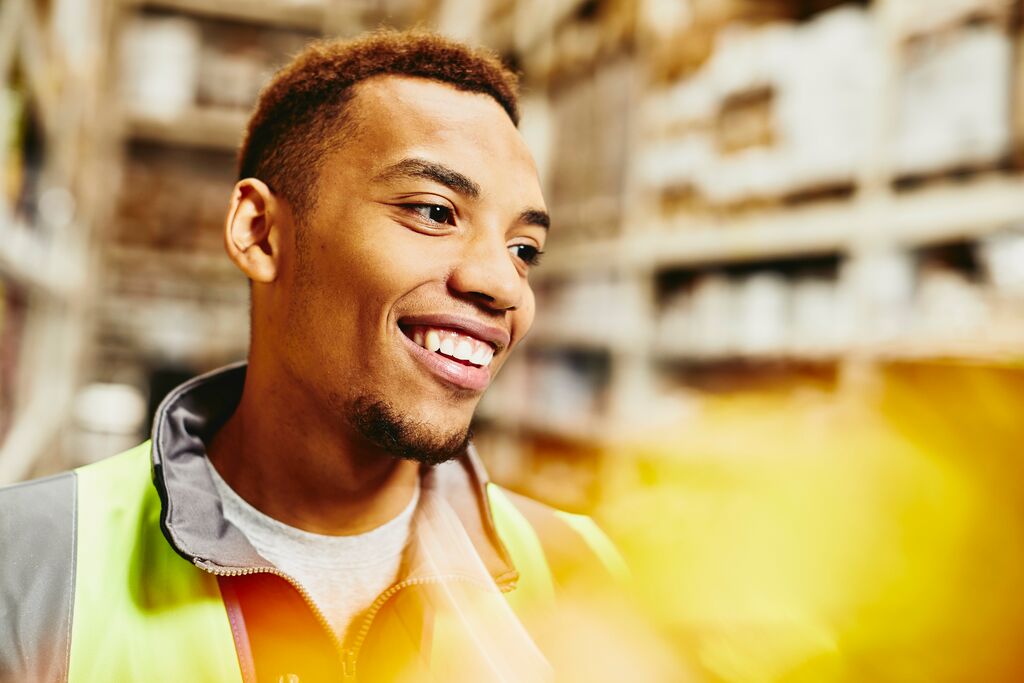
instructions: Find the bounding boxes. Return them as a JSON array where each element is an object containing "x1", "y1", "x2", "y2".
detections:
[
  {"x1": 510, "y1": 244, "x2": 544, "y2": 267},
  {"x1": 407, "y1": 204, "x2": 453, "y2": 224}
]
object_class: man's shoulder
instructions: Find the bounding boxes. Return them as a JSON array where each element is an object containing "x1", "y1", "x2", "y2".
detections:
[
  {"x1": 0, "y1": 471, "x2": 78, "y2": 683},
  {"x1": 0, "y1": 442, "x2": 152, "y2": 576},
  {"x1": 486, "y1": 484, "x2": 628, "y2": 588},
  {"x1": 0, "y1": 442, "x2": 153, "y2": 542},
  {"x1": 0, "y1": 469, "x2": 78, "y2": 530}
]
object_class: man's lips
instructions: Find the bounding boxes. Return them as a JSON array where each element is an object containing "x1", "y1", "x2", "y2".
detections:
[
  {"x1": 399, "y1": 329, "x2": 493, "y2": 392},
  {"x1": 397, "y1": 314, "x2": 510, "y2": 351},
  {"x1": 396, "y1": 314, "x2": 509, "y2": 392}
]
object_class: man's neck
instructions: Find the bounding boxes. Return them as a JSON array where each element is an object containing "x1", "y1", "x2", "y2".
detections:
[{"x1": 206, "y1": 364, "x2": 420, "y2": 536}]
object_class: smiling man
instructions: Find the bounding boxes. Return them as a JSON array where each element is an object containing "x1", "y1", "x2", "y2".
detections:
[{"x1": 0, "y1": 30, "x2": 624, "y2": 683}]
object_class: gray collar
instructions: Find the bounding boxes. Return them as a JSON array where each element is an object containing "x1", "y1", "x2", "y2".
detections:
[{"x1": 149, "y1": 362, "x2": 518, "y2": 588}]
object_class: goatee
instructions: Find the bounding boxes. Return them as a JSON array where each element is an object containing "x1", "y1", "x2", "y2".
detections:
[{"x1": 347, "y1": 396, "x2": 471, "y2": 466}]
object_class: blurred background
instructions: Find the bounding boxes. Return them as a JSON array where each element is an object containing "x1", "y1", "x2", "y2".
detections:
[{"x1": 4, "y1": 0, "x2": 1024, "y2": 680}]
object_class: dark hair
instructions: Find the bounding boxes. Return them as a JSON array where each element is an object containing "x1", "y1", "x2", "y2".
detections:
[{"x1": 238, "y1": 29, "x2": 520, "y2": 216}]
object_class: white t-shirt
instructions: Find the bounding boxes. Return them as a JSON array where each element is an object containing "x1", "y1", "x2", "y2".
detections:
[{"x1": 206, "y1": 460, "x2": 419, "y2": 642}]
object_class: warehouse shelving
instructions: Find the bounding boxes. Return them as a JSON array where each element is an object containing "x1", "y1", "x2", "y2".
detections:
[
  {"x1": 127, "y1": 106, "x2": 249, "y2": 151},
  {"x1": 883, "y1": 174, "x2": 1024, "y2": 247},
  {"x1": 539, "y1": 172, "x2": 1024, "y2": 277},
  {"x1": 105, "y1": 245, "x2": 244, "y2": 277},
  {"x1": 527, "y1": 324, "x2": 639, "y2": 355},
  {"x1": 0, "y1": 0, "x2": 114, "y2": 481},
  {"x1": 526, "y1": 173, "x2": 1024, "y2": 363},
  {"x1": 472, "y1": 0, "x2": 1024, "y2": 451},
  {"x1": 0, "y1": 218, "x2": 77, "y2": 299},
  {"x1": 95, "y1": 0, "x2": 331, "y2": 386},
  {"x1": 97, "y1": 0, "x2": 443, "y2": 444},
  {"x1": 6, "y1": 0, "x2": 1018, "y2": 480},
  {"x1": 474, "y1": 402, "x2": 623, "y2": 444},
  {"x1": 512, "y1": 0, "x2": 595, "y2": 52},
  {"x1": 127, "y1": 0, "x2": 328, "y2": 32},
  {"x1": 889, "y1": 0, "x2": 1013, "y2": 40},
  {"x1": 125, "y1": 0, "x2": 433, "y2": 39},
  {"x1": 651, "y1": 342, "x2": 1024, "y2": 364}
]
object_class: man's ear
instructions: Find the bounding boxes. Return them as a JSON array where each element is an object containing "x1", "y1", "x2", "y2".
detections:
[{"x1": 224, "y1": 178, "x2": 286, "y2": 283}]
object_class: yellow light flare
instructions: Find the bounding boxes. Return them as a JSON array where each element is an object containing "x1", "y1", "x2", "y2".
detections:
[{"x1": 592, "y1": 361, "x2": 1024, "y2": 683}]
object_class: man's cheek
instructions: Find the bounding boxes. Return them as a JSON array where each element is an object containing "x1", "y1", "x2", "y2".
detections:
[{"x1": 512, "y1": 292, "x2": 536, "y2": 340}]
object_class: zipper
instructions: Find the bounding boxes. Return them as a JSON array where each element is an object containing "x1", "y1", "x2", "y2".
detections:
[
  {"x1": 195, "y1": 560, "x2": 346, "y2": 670},
  {"x1": 198, "y1": 559, "x2": 517, "y2": 683},
  {"x1": 339, "y1": 573, "x2": 517, "y2": 682}
]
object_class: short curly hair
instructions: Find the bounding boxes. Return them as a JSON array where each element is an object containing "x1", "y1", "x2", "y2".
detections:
[{"x1": 238, "y1": 29, "x2": 520, "y2": 217}]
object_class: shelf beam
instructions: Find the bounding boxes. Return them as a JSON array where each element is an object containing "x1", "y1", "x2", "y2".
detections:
[
  {"x1": 0, "y1": 220, "x2": 78, "y2": 298},
  {"x1": 128, "y1": 0, "x2": 326, "y2": 32},
  {"x1": 538, "y1": 173, "x2": 1024, "y2": 279},
  {"x1": 127, "y1": 106, "x2": 249, "y2": 152}
]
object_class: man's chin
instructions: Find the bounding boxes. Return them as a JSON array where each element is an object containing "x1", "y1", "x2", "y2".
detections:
[{"x1": 347, "y1": 395, "x2": 472, "y2": 466}]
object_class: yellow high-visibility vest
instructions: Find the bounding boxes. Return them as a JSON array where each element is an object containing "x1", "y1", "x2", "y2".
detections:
[{"x1": 1, "y1": 441, "x2": 625, "y2": 682}]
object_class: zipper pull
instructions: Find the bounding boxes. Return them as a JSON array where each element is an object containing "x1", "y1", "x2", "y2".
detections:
[{"x1": 342, "y1": 649, "x2": 357, "y2": 682}]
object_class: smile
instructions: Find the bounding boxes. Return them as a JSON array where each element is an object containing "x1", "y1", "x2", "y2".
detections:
[
  {"x1": 398, "y1": 317, "x2": 507, "y2": 392},
  {"x1": 407, "y1": 326, "x2": 494, "y2": 367}
]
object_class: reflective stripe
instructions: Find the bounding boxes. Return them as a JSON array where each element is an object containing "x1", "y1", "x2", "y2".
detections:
[
  {"x1": 68, "y1": 443, "x2": 242, "y2": 683},
  {"x1": 485, "y1": 484, "x2": 556, "y2": 610},
  {"x1": 553, "y1": 510, "x2": 631, "y2": 584},
  {"x1": 0, "y1": 472, "x2": 77, "y2": 683}
]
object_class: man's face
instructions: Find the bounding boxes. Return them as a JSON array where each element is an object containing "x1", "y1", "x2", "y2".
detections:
[{"x1": 273, "y1": 75, "x2": 547, "y2": 462}]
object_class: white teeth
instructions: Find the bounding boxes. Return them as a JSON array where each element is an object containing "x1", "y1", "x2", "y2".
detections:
[
  {"x1": 470, "y1": 346, "x2": 492, "y2": 366},
  {"x1": 425, "y1": 330, "x2": 441, "y2": 353},
  {"x1": 453, "y1": 339, "x2": 474, "y2": 361},
  {"x1": 412, "y1": 326, "x2": 495, "y2": 367},
  {"x1": 469, "y1": 346, "x2": 486, "y2": 365}
]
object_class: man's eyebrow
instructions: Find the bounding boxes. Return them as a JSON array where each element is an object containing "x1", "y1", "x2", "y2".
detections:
[
  {"x1": 519, "y1": 209, "x2": 550, "y2": 230},
  {"x1": 373, "y1": 158, "x2": 480, "y2": 199},
  {"x1": 375, "y1": 157, "x2": 549, "y2": 229}
]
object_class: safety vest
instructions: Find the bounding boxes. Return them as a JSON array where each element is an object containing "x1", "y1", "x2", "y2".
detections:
[{"x1": 0, "y1": 364, "x2": 626, "y2": 683}]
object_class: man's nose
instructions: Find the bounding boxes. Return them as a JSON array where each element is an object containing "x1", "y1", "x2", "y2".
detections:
[{"x1": 447, "y1": 231, "x2": 522, "y2": 312}]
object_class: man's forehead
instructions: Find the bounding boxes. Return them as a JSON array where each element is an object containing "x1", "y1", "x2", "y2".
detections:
[
  {"x1": 341, "y1": 76, "x2": 544, "y2": 201},
  {"x1": 350, "y1": 74, "x2": 510, "y2": 123}
]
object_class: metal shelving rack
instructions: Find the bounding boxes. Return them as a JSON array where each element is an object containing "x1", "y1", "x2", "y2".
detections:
[
  {"x1": 98, "y1": 1, "x2": 433, "y2": 392},
  {"x1": 127, "y1": 0, "x2": 329, "y2": 32},
  {"x1": 5, "y1": 0, "x2": 1015, "y2": 490},
  {"x1": 0, "y1": 0, "x2": 114, "y2": 482},
  {"x1": 95, "y1": 0, "x2": 332, "y2": 382},
  {"x1": 473, "y1": 0, "x2": 1024, "y2": 457}
]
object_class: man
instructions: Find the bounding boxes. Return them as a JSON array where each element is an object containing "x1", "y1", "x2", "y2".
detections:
[{"x1": 0, "y1": 30, "x2": 624, "y2": 683}]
